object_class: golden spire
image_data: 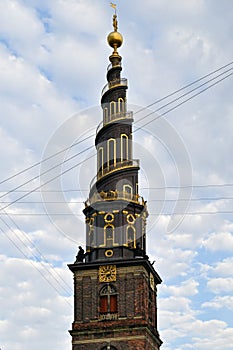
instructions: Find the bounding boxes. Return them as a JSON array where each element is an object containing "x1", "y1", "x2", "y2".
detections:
[{"x1": 107, "y1": 4, "x2": 123, "y2": 55}]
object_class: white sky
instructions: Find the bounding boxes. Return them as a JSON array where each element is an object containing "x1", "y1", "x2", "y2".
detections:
[{"x1": 0, "y1": 1, "x2": 233, "y2": 349}]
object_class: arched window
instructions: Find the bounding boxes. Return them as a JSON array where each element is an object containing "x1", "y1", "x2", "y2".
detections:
[
  {"x1": 126, "y1": 225, "x2": 136, "y2": 248},
  {"x1": 110, "y1": 101, "x2": 116, "y2": 119},
  {"x1": 98, "y1": 147, "x2": 104, "y2": 177},
  {"x1": 101, "y1": 347, "x2": 117, "y2": 350},
  {"x1": 104, "y1": 107, "x2": 108, "y2": 124},
  {"x1": 99, "y1": 284, "x2": 118, "y2": 314},
  {"x1": 121, "y1": 134, "x2": 128, "y2": 162},
  {"x1": 108, "y1": 139, "x2": 116, "y2": 169},
  {"x1": 118, "y1": 97, "x2": 124, "y2": 114},
  {"x1": 104, "y1": 224, "x2": 114, "y2": 247},
  {"x1": 123, "y1": 184, "x2": 133, "y2": 199}
]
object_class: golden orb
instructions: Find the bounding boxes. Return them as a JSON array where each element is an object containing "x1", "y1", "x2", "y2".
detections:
[{"x1": 107, "y1": 31, "x2": 123, "y2": 49}]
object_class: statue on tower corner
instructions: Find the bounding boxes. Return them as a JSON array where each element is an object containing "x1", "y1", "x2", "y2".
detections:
[{"x1": 75, "y1": 246, "x2": 85, "y2": 263}]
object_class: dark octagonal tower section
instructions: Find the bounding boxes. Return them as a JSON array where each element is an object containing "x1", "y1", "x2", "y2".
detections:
[{"x1": 68, "y1": 14, "x2": 163, "y2": 350}]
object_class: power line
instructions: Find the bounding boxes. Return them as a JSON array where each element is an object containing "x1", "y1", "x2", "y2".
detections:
[
  {"x1": 1, "y1": 211, "x2": 233, "y2": 216},
  {"x1": 1, "y1": 66, "x2": 232, "y2": 211},
  {"x1": 0, "y1": 134, "x2": 95, "y2": 186},
  {"x1": 148, "y1": 197, "x2": 233, "y2": 202},
  {"x1": 0, "y1": 218, "x2": 73, "y2": 307},
  {"x1": 134, "y1": 71, "x2": 233, "y2": 133},
  {"x1": 1, "y1": 67, "x2": 232, "y2": 202},
  {"x1": 3, "y1": 210, "x2": 73, "y2": 294},
  {"x1": 142, "y1": 184, "x2": 233, "y2": 189},
  {"x1": 0, "y1": 189, "x2": 88, "y2": 193},
  {"x1": 0, "y1": 153, "x2": 95, "y2": 212},
  {"x1": 1, "y1": 196, "x2": 233, "y2": 204},
  {"x1": 0, "y1": 145, "x2": 93, "y2": 201},
  {"x1": 135, "y1": 66, "x2": 233, "y2": 126},
  {"x1": 150, "y1": 211, "x2": 233, "y2": 216},
  {"x1": 1, "y1": 183, "x2": 233, "y2": 193},
  {"x1": 1, "y1": 210, "x2": 72, "y2": 294},
  {"x1": 0, "y1": 183, "x2": 233, "y2": 193},
  {"x1": 0, "y1": 60, "x2": 232, "y2": 190},
  {"x1": 134, "y1": 60, "x2": 233, "y2": 114}
]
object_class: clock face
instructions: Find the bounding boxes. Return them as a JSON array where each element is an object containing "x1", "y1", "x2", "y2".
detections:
[{"x1": 99, "y1": 265, "x2": 117, "y2": 282}]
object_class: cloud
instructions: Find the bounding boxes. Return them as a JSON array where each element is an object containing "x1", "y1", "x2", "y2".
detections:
[
  {"x1": 207, "y1": 278, "x2": 233, "y2": 294},
  {"x1": 186, "y1": 320, "x2": 233, "y2": 350},
  {"x1": 0, "y1": 0, "x2": 44, "y2": 57},
  {"x1": 202, "y1": 231, "x2": 233, "y2": 252},
  {"x1": 149, "y1": 232, "x2": 197, "y2": 279},
  {"x1": 160, "y1": 317, "x2": 233, "y2": 350},
  {"x1": 160, "y1": 296, "x2": 193, "y2": 313},
  {"x1": 162, "y1": 279, "x2": 199, "y2": 297},
  {"x1": 212, "y1": 257, "x2": 233, "y2": 277},
  {"x1": 202, "y1": 295, "x2": 233, "y2": 310}
]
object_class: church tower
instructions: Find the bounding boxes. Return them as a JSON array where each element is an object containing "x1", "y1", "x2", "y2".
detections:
[{"x1": 68, "y1": 12, "x2": 162, "y2": 350}]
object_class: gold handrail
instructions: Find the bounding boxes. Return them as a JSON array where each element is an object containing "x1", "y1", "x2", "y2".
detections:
[
  {"x1": 86, "y1": 190, "x2": 145, "y2": 206},
  {"x1": 101, "y1": 78, "x2": 127, "y2": 96},
  {"x1": 89, "y1": 159, "x2": 140, "y2": 189},
  {"x1": 96, "y1": 111, "x2": 133, "y2": 135},
  {"x1": 97, "y1": 159, "x2": 140, "y2": 180}
]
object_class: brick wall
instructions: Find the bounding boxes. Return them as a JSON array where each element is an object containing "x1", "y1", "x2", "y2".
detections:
[{"x1": 70, "y1": 263, "x2": 162, "y2": 349}]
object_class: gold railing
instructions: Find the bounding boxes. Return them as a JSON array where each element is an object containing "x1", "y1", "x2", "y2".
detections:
[
  {"x1": 86, "y1": 190, "x2": 145, "y2": 206},
  {"x1": 101, "y1": 78, "x2": 128, "y2": 97},
  {"x1": 89, "y1": 159, "x2": 140, "y2": 188},
  {"x1": 97, "y1": 159, "x2": 140, "y2": 180},
  {"x1": 107, "y1": 62, "x2": 121, "y2": 71},
  {"x1": 96, "y1": 111, "x2": 133, "y2": 135}
]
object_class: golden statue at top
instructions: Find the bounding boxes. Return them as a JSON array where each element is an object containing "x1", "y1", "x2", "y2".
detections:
[
  {"x1": 107, "y1": 4, "x2": 123, "y2": 54},
  {"x1": 113, "y1": 14, "x2": 118, "y2": 31}
]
